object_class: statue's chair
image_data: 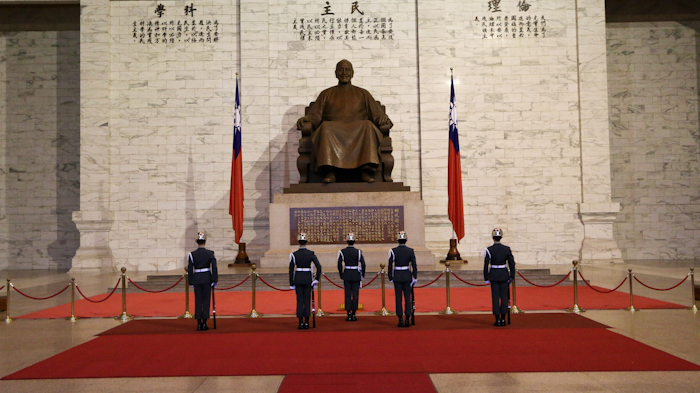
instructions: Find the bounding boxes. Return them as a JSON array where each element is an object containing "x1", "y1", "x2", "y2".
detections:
[{"x1": 297, "y1": 101, "x2": 394, "y2": 183}]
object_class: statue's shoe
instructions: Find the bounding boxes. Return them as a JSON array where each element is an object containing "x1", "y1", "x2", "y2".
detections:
[
  {"x1": 323, "y1": 172, "x2": 336, "y2": 183},
  {"x1": 361, "y1": 172, "x2": 375, "y2": 183}
]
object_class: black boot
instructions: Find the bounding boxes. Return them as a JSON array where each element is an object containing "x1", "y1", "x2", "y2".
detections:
[
  {"x1": 500, "y1": 314, "x2": 507, "y2": 326},
  {"x1": 351, "y1": 310, "x2": 357, "y2": 321},
  {"x1": 298, "y1": 317, "x2": 304, "y2": 329},
  {"x1": 197, "y1": 319, "x2": 203, "y2": 331},
  {"x1": 494, "y1": 315, "x2": 500, "y2": 326},
  {"x1": 304, "y1": 317, "x2": 310, "y2": 329},
  {"x1": 403, "y1": 316, "x2": 411, "y2": 327},
  {"x1": 346, "y1": 311, "x2": 352, "y2": 321},
  {"x1": 202, "y1": 320, "x2": 209, "y2": 331},
  {"x1": 398, "y1": 316, "x2": 405, "y2": 327}
]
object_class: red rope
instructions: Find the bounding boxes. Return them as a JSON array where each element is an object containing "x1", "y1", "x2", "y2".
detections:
[
  {"x1": 128, "y1": 276, "x2": 183, "y2": 293},
  {"x1": 216, "y1": 275, "x2": 250, "y2": 290},
  {"x1": 517, "y1": 270, "x2": 572, "y2": 288},
  {"x1": 415, "y1": 272, "x2": 444, "y2": 288},
  {"x1": 451, "y1": 272, "x2": 490, "y2": 286},
  {"x1": 76, "y1": 278, "x2": 121, "y2": 303},
  {"x1": 257, "y1": 275, "x2": 293, "y2": 291},
  {"x1": 634, "y1": 275, "x2": 688, "y2": 291},
  {"x1": 578, "y1": 271, "x2": 628, "y2": 293},
  {"x1": 0, "y1": 285, "x2": 4, "y2": 291},
  {"x1": 323, "y1": 274, "x2": 344, "y2": 288},
  {"x1": 362, "y1": 273, "x2": 380, "y2": 287},
  {"x1": 12, "y1": 284, "x2": 70, "y2": 300}
]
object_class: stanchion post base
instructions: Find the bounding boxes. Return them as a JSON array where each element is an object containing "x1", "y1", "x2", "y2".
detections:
[
  {"x1": 690, "y1": 305, "x2": 698, "y2": 313},
  {"x1": 624, "y1": 306, "x2": 640, "y2": 312},
  {"x1": 114, "y1": 313, "x2": 134, "y2": 322},
  {"x1": 245, "y1": 309, "x2": 262, "y2": 318},
  {"x1": 66, "y1": 315, "x2": 80, "y2": 322},
  {"x1": 565, "y1": 305, "x2": 586, "y2": 314},
  {"x1": 5, "y1": 316, "x2": 12, "y2": 323},
  {"x1": 510, "y1": 305, "x2": 524, "y2": 314},
  {"x1": 439, "y1": 307, "x2": 458, "y2": 315},
  {"x1": 177, "y1": 311, "x2": 194, "y2": 319},
  {"x1": 315, "y1": 308, "x2": 329, "y2": 317},
  {"x1": 374, "y1": 307, "x2": 394, "y2": 316}
]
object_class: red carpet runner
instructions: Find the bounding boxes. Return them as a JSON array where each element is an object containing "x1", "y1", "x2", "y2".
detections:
[
  {"x1": 4, "y1": 314, "x2": 699, "y2": 381},
  {"x1": 18, "y1": 286, "x2": 684, "y2": 319}
]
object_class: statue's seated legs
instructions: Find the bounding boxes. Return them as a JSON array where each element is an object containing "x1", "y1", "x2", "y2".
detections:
[{"x1": 321, "y1": 164, "x2": 377, "y2": 183}]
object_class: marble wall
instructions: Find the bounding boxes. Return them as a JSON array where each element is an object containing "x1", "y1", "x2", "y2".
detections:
[
  {"x1": 607, "y1": 21, "x2": 700, "y2": 260},
  {"x1": 0, "y1": 31, "x2": 80, "y2": 270}
]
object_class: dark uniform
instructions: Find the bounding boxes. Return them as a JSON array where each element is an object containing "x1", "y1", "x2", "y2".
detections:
[
  {"x1": 388, "y1": 243, "x2": 417, "y2": 326},
  {"x1": 338, "y1": 245, "x2": 366, "y2": 320},
  {"x1": 483, "y1": 241, "x2": 515, "y2": 324},
  {"x1": 289, "y1": 246, "x2": 322, "y2": 325},
  {"x1": 187, "y1": 246, "x2": 218, "y2": 324}
]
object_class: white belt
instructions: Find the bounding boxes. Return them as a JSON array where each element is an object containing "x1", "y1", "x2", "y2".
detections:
[
  {"x1": 194, "y1": 268, "x2": 210, "y2": 273},
  {"x1": 394, "y1": 266, "x2": 409, "y2": 270},
  {"x1": 296, "y1": 268, "x2": 311, "y2": 272},
  {"x1": 344, "y1": 266, "x2": 359, "y2": 269},
  {"x1": 491, "y1": 264, "x2": 507, "y2": 269}
]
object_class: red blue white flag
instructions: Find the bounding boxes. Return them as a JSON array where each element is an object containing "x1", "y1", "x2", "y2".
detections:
[
  {"x1": 448, "y1": 74, "x2": 465, "y2": 241},
  {"x1": 229, "y1": 77, "x2": 244, "y2": 244}
]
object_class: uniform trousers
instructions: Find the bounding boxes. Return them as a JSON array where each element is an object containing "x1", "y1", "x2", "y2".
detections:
[
  {"x1": 344, "y1": 281, "x2": 360, "y2": 311},
  {"x1": 490, "y1": 280, "x2": 509, "y2": 315},
  {"x1": 295, "y1": 284, "x2": 312, "y2": 318},
  {"x1": 193, "y1": 284, "x2": 211, "y2": 320},
  {"x1": 393, "y1": 281, "x2": 412, "y2": 317}
]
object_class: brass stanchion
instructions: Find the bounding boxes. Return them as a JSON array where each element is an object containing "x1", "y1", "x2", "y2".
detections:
[
  {"x1": 565, "y1": 260, "x2": 586, "y2": 313},
  {"x1": 66, "y1": 278, "x2": 79, "y2": 322},
  {"x1": 315, "y1": 275, "x2": 328, "y2": 317},
  {"x1": 375, "y1": 263, "x2": 394, "y2": 316},
  {"x1": 245, "y1": 264, "x2": 262, "y2": 318},
  {"x1": 439, "y1": 262, "x2": 458, "y2": 315},
  {"x1": 689, "y1": 268, "x2": 697, "y2": 313},
  {"x1": 624, "y1": 269, "x2": 639, "y2": 312},
  {"x1": 178, "y1": 268, "x2": 193, "y2": 319},
  {"x1": 4, "y1": 279, "x2": 12, "y2": 323},
  {"x1": 114, "y1": 267, "x2": 133, "y2": 322},
  {"x1": 511, "y1": 270, "x2": 523, "y2": 314}
]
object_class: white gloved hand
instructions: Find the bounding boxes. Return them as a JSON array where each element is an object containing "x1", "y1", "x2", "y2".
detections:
[
  {"x1": 290, "y1": 285, "x2": 296, "y2": 290},
  {"x1": 190, "y1": 285, "x2": 194, "y2": 288},
  {"x1": 411, "y1": 278, "x2": 417, "y2": 287},
  {"x1": 485, "y1": 280, "x2": 490, "y2": 284},
  {"x1": 211, "y1": 282, "x2": 217, "y2": 288},
  {"x1": 311, "y1": 280, "x2": 319, "y2": 289}
]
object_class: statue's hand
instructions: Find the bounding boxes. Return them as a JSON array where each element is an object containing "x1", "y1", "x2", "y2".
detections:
[
  {"x1": 377, "y1": 115, "x2": 392, "y2": 127},
  {"x1": 296, "y1": 116, "x2": 310, "y2": 130}
]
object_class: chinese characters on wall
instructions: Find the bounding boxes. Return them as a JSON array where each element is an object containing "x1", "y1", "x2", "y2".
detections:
[
  {"x1": 291, "y1": 1, "x2": 394, "y2": 41},
  {"x1": 289, "y1": 206, "x2": 404, "y2": 245},
  {"x1": 132, "y1": 3, "x2": 220, "y2": 44},
  {"x1": 478, "y1": 0, "x2": 546, "y2": 39}
]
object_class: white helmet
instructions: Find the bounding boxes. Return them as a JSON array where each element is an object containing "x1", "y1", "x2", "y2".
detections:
[
  {"x1": 346, "y1": 232, "x2": 356, "y2": 242},
  {"x1": 398, "y1": 231, "x2": 407, "y2": 240},
  {"x1": 197, "y1": 232, "x2": 206, "y2": 241},
  {"x1": 492, "y1": 228, "x2": 503, "y2": 238},
  {"x1": 297, "y1": 232, "x2": 308, "y2": 242}
]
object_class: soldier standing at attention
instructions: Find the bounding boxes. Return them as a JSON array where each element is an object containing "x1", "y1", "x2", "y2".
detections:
[
  {"x1": 187, "y1": 232, "x2": 218, "y2": 331},
  {"x1": 483, "y1": 228, "x2": 515, "y2": 327},
  {"x1": 289, "y1": 233, "x2": 322, "y2": 329},
  {"x1": 338, "y1": 233, "x2": 366, "y2": 321},
  {"x1": 388, "y1": 231, "x2": 417, "y2": 327}
]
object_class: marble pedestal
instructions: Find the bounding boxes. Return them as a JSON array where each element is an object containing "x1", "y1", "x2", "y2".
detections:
[{"x1": 260, "y1": 191, "x2": 436, "y2": 269}]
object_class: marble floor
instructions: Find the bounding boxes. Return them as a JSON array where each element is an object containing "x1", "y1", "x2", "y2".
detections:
[{"x1": 1, "y1": 260, "x2": 698, "y2": 392}]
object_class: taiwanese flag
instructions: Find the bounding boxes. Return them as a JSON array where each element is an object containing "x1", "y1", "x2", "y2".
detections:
[
  {"x1": 229, "y1": 77, "x2": 244, "y2": 243},
  {"x1": 448, "y1": 75, "x2": 465, "y2": 240}
]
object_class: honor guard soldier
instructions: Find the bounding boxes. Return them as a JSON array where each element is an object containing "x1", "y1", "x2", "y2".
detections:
[
  {"x1": 338, "y1": 232, "x2": 366, "y2": 321},
  {"x1": 289, "y1": 233, "x2": 322, "y2": 329},
  {"x1": 483, "y1": 228, "x2": 515, "y2": 326},
  {"x1": 187, "y1": 232, "x2": 218, "y2": 331},
  {"x1": 388, "y1": 231, "x2": 417, "y2": 327}
]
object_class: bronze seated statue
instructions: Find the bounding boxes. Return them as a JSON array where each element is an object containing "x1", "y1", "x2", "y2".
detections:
[{"x1": 296, "y1": 60, "x2": 394, "y2": 184}]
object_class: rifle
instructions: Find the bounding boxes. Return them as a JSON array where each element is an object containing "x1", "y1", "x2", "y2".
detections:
[
  {"x1": 212, "y1": 286, "x2": 217, "y2": 329},
  {"x1": 507, "y1": 282, "x2": 511, "y2": 325},
  {"x1": 311, "y1": 286, "x2": 316, "y2": 328},
  {"x1": 411, "y1": 285, "x2": 416, "y2": 325}
]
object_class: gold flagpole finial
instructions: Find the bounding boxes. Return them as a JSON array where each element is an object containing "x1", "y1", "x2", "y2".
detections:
[
  {"x1": 236, "y1": 72, "x2": 239, "y2": 77},
  {"x1": 450, "y1": 68, "x2": 453, "y2": 73}
]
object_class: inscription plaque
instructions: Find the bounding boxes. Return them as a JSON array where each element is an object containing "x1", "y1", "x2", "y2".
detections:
[{"x1": 290, "y1": 206, "x2": 404, "y2": 245}]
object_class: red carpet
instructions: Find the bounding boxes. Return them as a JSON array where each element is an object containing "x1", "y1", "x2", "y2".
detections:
[
  {"x1": 278, "y1": 373, "x2": 437, "y2": 393},
  {"x1": 17, "y1": 286, "x2": 685, "y2": 319},
  {"x1": 4, "y1": 314, "x2": 699, "y2": 380}
]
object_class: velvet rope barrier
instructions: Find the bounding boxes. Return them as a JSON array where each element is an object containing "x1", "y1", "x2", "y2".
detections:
[
  {"x1": 362, "y1": 273, "x2": 380, "y2": 287},
  {"x1": 577, "y1": 271, "x2": 628, "y2": 294},
  {"x1": 451, "y1": 272, "x2": 490, "y2": 286},
  {"x1": 415, "y1": 272, "x2": 444, "y2": 288},
  {"x1": 12, "y1": 283, "x2": 70, "y2": 300},
  {"x1": 216, "y1": 274, "x2": 250, "y2": 290},
  {"x1": 517, "y1": 270, "x2": 571, "y2": 288},
  {"x1": 634, "y1": 275, "x2": 688, "y2": 291},
  {"x1": 323, "y1": 273, "x2": 344, "y2": 288},
  {"x1": 0, "y1": 285, "x2": 4, "y2": 291},
  {"x1": 76, "y1": 278, "x2": 122, "y2": 303},
  {"x1": 127, "y1": 276, "x2": 183, "y2": 293},
  {"x1": 257, "y1": 275, "x2": 294, "y2": 291}
]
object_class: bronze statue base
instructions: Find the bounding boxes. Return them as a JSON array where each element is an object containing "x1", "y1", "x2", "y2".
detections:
[{"x1": 284, "y1": 182, "x2": 410, "y2": 194}]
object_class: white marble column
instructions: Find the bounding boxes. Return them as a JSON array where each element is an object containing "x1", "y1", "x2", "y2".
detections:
[
  {"x1": 576, "y1": 0, "x2": 622, "y2": 263},
  {"x1": 72, "y1": 0, "x2": 114, "y2": 271}
]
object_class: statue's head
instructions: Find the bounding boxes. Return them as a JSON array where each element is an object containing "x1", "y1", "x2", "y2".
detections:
[{"x1": 335, "y1": 60, "x2": 354, "y2": 85}]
